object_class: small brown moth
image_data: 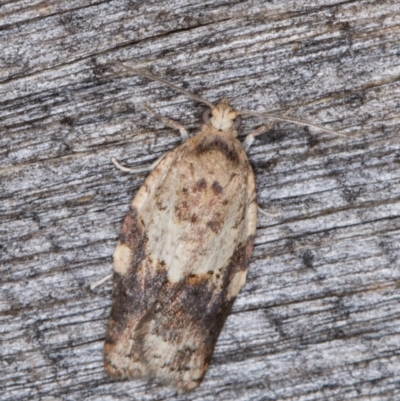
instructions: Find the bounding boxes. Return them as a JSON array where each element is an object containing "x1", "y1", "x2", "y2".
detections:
[{"x1": 98, "y1": 62, "x2": 348, "y2": 392}]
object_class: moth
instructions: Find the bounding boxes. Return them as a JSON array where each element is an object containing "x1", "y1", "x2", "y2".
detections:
[{"x1": 98, "y1": 62, "x2": 346, "y2": 392}]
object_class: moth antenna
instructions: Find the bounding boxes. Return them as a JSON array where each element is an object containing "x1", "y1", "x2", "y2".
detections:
[
  {"x1": 114, "y1": 61, "x2": 215, "y2": 109},
  {"x1": 238, "y1": 110, "x2": 352, "y2": 138}
]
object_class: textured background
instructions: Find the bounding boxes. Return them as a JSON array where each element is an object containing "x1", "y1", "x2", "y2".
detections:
[{"x1": 2, "y1": 1, "x2": 400, "y2": 400}]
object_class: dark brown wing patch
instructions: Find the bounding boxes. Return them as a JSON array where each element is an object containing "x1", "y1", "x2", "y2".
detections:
[
  {"x1": 136, "y1": 235, "x2": 255, "y2": 391},
  {"x1": 195, "y1": 134, "x2": 240, "y2": 164}
]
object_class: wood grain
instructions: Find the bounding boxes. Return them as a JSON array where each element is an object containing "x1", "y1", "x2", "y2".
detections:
[{"x1": 1, "y1": 1, "x2": 400, "y2": 400}]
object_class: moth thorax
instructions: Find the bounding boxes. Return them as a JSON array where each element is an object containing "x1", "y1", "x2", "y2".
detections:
[{"x1": 210, "y1": 98, "x2": 238, "y2": 132}]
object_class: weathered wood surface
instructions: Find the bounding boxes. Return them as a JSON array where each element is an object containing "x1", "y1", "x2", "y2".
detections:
[{"x1": 1, "y1": 0, "x2": 400, "y2": 400}]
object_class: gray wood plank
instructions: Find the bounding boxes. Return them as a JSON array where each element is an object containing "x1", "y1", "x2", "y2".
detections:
[{"x1": 1, "y1": 0, "x2": 400, "y2": 400}]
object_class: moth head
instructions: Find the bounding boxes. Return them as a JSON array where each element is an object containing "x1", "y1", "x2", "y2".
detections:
[{"x1": 202, "y1": 98, "x2": 242, "y2": 133}]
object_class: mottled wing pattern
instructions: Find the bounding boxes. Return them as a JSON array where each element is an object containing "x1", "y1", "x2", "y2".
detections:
[
  {"x1": 104, "y1": 149, "x2": 178, "y2": 379},
  {"x1": 104, "y1": 127, "x2": 257, "y2": 391}
]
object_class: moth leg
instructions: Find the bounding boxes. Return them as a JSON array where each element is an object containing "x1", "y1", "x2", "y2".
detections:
[
  {"x1": 111, "y1": 154, "x2": 164, "y2": 174},
  {"x1": 248, "y1": 110, "x2": 291, "y2": 217},
  {"x1": 243, "y1": 127, "x2": 278, "y2": 215},
  {"x1": 243, "y1": 108, "x2": 292, "y2": 151},
  {"x1": 90, "y1": 273, "x2": 113, "y2": 290},
  {"x1": 142, "y1": 102, "x2": 189, "y2": 142},
  {"x1": 243, "y1": 125, "x2": 269, "y2": 151},
  {"x1": 258, "y1": 206, "x2": 281, "y2": 218}
]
